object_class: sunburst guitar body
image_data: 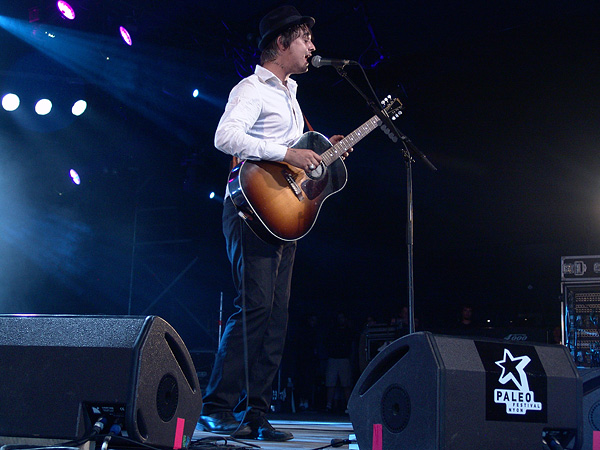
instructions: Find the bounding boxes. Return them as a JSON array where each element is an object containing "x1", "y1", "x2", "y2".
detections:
[{"x1": 227, "y1": 97, "x2": 402, "y2": 243}]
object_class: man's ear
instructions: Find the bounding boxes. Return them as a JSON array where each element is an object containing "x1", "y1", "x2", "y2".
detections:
[{"x1": 276, "y1": 35, "x2": 286, "y2": 52}]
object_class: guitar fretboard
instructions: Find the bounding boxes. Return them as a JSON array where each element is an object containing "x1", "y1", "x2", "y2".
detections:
[{"x1": 320, "y1": 115, "x2": 382, "y2": 167}]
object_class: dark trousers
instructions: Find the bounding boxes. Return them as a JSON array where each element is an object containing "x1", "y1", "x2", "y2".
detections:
[{"x1": 202, "y1": 197, "x2": 297, "y2": 417}]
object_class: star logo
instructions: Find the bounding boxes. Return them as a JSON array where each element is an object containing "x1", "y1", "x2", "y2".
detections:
[
  {"x1": 495, "y1": 348, "x2": 531, "y2": 391},
  {"x1": 475, "y1": 340, "x2": 546, "y2": 420}
]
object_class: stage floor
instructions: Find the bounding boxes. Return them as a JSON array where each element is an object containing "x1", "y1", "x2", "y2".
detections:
[{"x1": 192, "y1": 413, "x2": 354, "y2": 450}]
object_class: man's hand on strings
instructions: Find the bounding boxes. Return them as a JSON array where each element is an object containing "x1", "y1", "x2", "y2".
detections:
[
  {"x1": 329, "y1": 134, "x2": 353, "y2": 161},
  {"x1": 284, "y1": 147, "x2": 322, "y2": 172}
]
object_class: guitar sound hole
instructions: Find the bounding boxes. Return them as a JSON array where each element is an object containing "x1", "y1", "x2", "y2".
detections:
[{"x1": 306, "y1": 163, "x2": 325, "y2": 180}]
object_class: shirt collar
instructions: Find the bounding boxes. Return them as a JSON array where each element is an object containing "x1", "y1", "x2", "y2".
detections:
[{"x1": 255, "y1": 65, "x2": 298, "y2": 94}]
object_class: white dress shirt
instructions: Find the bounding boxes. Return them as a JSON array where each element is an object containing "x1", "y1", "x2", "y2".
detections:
[{"x1": 214, "y1": 65, "x2": 305, "y2": 163}]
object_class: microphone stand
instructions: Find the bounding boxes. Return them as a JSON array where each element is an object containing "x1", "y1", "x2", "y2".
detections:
[{"x1": 334, "y1": 64, "x2": 437, "y2": 334}]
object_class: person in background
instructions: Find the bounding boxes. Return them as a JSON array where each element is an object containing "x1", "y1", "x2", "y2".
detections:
[{"x1": 324, "y1": 311, "x2": 356, "y2": 413}]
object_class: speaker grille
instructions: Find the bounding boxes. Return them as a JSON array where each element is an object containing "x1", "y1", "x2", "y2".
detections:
[
  {"x1": 381, "y1": 384, "x2": 410, "y2": 433},
  {"x1": 589, "y1": 401, "x2": 600, "y2": 432},
  {"x1": 156, "y1": 374, "x2": 179, "y2": 422}
]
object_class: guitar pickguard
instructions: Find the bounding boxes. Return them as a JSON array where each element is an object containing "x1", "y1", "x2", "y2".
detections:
[{"x1": 301, "y1": 172, "x2": 330, "y2": 201}]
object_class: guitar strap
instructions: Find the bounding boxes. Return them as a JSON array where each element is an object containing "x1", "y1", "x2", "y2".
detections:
[
  {"x1": 303, "y1": 114, "x2": 314, "y2": 131},
  {"x1": 228, "y1": 115, "x2": 314, "y2": 171},
  {"x1": 229, "y1": 155, "x2": 240, "y2": 172}
]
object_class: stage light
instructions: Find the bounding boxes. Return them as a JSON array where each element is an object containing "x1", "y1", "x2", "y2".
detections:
[
  {"x1": 119, "y1": 26, "x2": 132, "y2": 46},
  {"x1": 71, "y1": 99, "x2": 87, "y2": 116},
  {"x1": 2, "y1": 93, "x2": 20, "y2": 111},
  {"x1": 209, "y1": 191, "x2": 224, "y2": 202},
  {"x1": 56, "y1": 1, "x2": 76, "y2": 20},
  {"x1": 192, "y1": 89, "x2": 199, "y2": 98},
  {"x1": 35, "y1": 98, "x2": 52, "y2": 115},
  {"x1": 69, "y1": 169, "x2": 80, "y2": 185}
]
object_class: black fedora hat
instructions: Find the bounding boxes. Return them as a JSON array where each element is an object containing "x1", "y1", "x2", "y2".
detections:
[{"x1": 258, "y1": 5, "x2": 315, "y2": 51}]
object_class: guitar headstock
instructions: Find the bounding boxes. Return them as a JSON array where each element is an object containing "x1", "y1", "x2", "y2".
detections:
[{"x1": 381, "y1": 95, "x2": 403, "y2": 120}]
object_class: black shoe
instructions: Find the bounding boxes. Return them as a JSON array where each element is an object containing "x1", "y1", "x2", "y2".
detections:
[
  {"x1": 245, "y1": 415, "x2": 293, "y2": 441},
  {"x1": 197, "y1": 412, "x2": 252, "y2": 436}
]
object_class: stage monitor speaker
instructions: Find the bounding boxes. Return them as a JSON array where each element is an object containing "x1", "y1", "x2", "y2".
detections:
[
  {"x1": 580, "y1": 367, "x2": 600, "y2": 450},
  {"x1": 348, "y1": 331, "x2": 582, "y2": 450},
  {"x1": 0, "y1": 315, "x2": 202, "y2": 449}
]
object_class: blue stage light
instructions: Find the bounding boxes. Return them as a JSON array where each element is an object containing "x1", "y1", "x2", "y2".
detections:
[
  {"x1": 71, "y1": 99, "x2": 87, "y2": 116},
  {"x1": 69, "y1": 169, "x2": 80, "y2": 185},
  {"x1": 35, "y1": 98, "x2": 52, "y2": 115},
  {"x1": 2, "y1": 93, "x2": 20, "y2": 111}
]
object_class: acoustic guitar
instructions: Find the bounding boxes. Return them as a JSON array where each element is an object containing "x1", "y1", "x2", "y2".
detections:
[{"x1": 228, "y1": 97, "x2": 402, "y2": 243}]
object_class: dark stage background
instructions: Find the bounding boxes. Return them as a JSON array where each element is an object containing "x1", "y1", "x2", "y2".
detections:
[{"x1": 0, "y1": 0, "x2": 599, "y2": 355}]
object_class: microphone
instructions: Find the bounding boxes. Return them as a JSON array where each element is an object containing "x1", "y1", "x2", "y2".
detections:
[{"x1": 311, "y1": 55, "x2": 358, "y2": 68}]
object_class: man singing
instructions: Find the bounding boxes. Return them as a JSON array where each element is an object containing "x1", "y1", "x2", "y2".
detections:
[{"x1": 197, "y1": 5, "x2": 347, "y2": 442}]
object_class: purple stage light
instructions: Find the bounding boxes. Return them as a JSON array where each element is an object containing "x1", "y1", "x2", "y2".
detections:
[
  {"x1": 119, "y1": 26, "x2": 132, "y2": 46},
  {"x1": 69, "y1": 169, "x2": 81, "y2": 185},
  {"x1": 57, "y1": 1, "x2": 76, "y2": 20}
]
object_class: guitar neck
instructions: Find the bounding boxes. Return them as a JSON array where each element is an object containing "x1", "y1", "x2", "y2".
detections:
[{"x1": 320, "y1": 115, "x2": 381, "y2": 166}]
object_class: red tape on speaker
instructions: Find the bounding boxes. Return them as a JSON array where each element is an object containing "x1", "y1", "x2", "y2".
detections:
[
  {"x1": 372, "y1": 423, "x2": 382, "y2": 450},
  {"x1": 173, "y1": 418, "x2": 185, "y2": 449}
]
